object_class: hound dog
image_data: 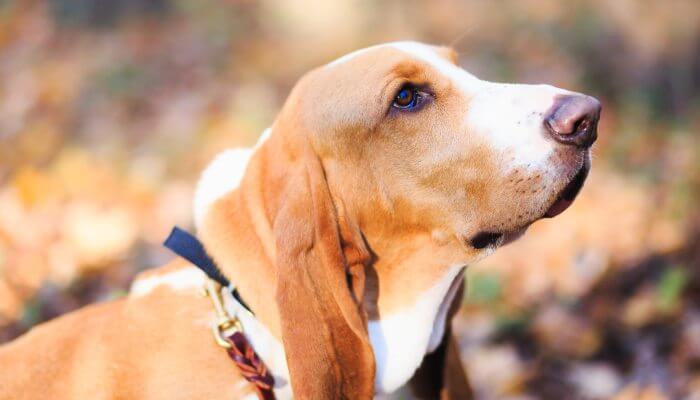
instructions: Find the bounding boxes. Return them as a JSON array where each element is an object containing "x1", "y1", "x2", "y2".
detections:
[{"x1": 0, "y1": 42, "x2": 600, "y2": 399}]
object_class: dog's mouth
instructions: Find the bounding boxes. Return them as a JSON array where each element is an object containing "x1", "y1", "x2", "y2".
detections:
[
  {"x1": 469, "y1": 159, "x2": 590, "y2": 250},
  {"x1": 543, "y1": 160, "x2": 589, "y2": 218},
  {"x1": 470, "y1": 228, "x2": 527, "y2": 250}
]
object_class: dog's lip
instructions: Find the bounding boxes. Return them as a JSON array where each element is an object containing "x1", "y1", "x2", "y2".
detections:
[
  {"x1": 543, "y1": 160, "x2": 590, "y2": 218},
  {"x1": 470, "y1": 226, "x2": 529, "y2": 250},
  {"x1": 469, "y1": 159, "x2": 590, "y2": 250},
  {"x1": 470, "y1": 231, "x2": 504, "y2": 249}
]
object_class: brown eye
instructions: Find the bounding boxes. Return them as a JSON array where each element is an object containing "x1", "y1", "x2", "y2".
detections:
[{"x1": 393, "y1": 86, "x2": 419, "y2": 109}]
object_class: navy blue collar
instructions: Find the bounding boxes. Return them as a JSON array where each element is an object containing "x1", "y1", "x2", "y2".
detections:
[{"x1": 164, "y1": 226, "x2": 253, "y2": 314}]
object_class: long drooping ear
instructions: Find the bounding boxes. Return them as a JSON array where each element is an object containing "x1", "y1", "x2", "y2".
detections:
[{"x1": 273, "y1": 144, "x2": 375, "y2": 399}]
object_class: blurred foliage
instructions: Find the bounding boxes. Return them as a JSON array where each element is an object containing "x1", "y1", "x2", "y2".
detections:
[
  {"x1": 0, "y1": 1, "x2": 699, "y2": 399},
  {"x1": 466, "y1": 272, "x2": 503, "y2": 304},
  {"x1": 657, "y1": 266, "x2": 687, "y2": 312}
]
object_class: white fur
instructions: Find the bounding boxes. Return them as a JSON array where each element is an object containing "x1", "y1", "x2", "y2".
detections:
[
  {"x1": 465, "y1": 82, "x2": 568, "y2": 169},
  {"x1": 390, "y1": 41, "x2": 481, "y2": 88},
  {"x1": 129, "y1": 267, "x2": 207, "y2": 297},
  {"x1": 128, "y1": 264, "x2": 464, "y2": 398},
  {"x1": 179, "y1": 43, "x2": 573, "y2": 396},
  {"x1": 369, "y1": 265, "x2": 465, "y2": 394},
  {"x1": 427, "y1": 268, "x2": 466, "y2": 353},
  {"x1": 188, "y1": 128, "x2": 293, "y2": 398},
  {"x1": 129, "y1": 266, "x2": 292, "y2": 398},
  {"x1": 326, "y1": 45, "x2": 378, "y2": 67},
  {"x1": 329, "y1": 41, "x2": 570, "y2": 176},
  {"x1": 218, "y1": 265, "x2": 466, "y2": 398},
  {"x1": 388, "y1": 41, "x2": 570, "y2": 172},
  {"x1": 193, "y1": 148, "x2": 252, "y2": 229},
  {"x1": 193, "y1": 129, "x2": 270, "y2": 229}
]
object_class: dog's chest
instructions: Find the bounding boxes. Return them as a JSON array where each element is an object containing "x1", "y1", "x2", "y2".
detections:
[
  {"x1": 224, "y1": 265, "x2": 465, "y2": 398},
  {"x1": 133, "y1": 265, "x2": 464, "y2": 398},
  {"x1": 369, "y1": 265, "x2": 465, "y2": 395}
]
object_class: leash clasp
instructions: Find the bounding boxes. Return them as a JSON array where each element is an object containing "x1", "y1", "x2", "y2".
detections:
[{"x1": 203, "y1": 279, "x2": 241, "y2": 349}]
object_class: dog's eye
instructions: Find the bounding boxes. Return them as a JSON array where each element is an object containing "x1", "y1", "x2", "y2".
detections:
[{"x1": 393, "y1": 85, "x2": 421, "y2": 110}]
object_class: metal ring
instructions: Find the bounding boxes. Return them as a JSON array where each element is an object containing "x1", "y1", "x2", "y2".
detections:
[{"x1": 211, "y1": 318, "x2": 241, "y2": 349}]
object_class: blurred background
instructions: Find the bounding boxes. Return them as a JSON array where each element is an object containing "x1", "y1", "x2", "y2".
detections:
[{"x1": 0, "y1": 1, "x2": 699, "y2": 398}]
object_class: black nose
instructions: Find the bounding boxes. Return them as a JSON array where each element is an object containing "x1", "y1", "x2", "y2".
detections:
[{"x1": 544, "y1": 95, "x2": 601, "y2": 148}]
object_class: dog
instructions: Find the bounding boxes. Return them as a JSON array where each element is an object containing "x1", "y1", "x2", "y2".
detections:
[{"x1": 0, "y1": 41, "x2": 600, "y2": 399}]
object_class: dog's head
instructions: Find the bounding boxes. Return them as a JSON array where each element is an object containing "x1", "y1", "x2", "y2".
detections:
[
  {"x1": 262, "y1": 41, "x2": 600, "y2": 397},
  {"x1": 279, "y1": 41, "x2": 599, "y2": 258}
]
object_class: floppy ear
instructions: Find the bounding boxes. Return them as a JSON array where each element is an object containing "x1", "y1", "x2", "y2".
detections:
[{"x1": 273, "y1": 146, "x2": 375, "y2": 398}]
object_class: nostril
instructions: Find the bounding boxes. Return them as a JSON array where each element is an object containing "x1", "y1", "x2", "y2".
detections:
[{"x1": 544, "y1": 94, "x2": 601, "y2": 148}]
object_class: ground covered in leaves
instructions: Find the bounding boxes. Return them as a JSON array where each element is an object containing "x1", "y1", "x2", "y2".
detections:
[{"x1": 1, "y1": 1, "x2": 699, "y2": 399}]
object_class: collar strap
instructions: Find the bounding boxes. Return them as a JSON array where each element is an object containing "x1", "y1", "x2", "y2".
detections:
[
  {"x1": 163, "y1": 226, "x2": 253, "y2": 314},
  {"x1": 164, "y1": 227, "x2": 274, "y2": 398}
]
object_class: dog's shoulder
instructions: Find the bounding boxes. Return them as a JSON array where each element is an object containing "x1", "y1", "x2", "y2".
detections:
[
  {"x1": 0, "y1": 259, "x2": 256, "y2": 399},
  {"x1": 129, "y1": 258, "x2": 208, "y2": 298},
  {"x1": 129, "y1": 258, "x2": 207, "y2": 298},
  {"x1": 0, "y1": 292, "x2": 131, "y2": 397}
]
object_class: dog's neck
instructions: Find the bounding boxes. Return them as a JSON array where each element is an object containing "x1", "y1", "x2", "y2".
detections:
[
  {"x1": 195, "y1": 136, "x2": 469, "y2": 393},
  {"x1": 197, "y1": 139, "x2": 283, "y2": 337},
  {"x1": 197, "y1": 136, "x2": 468, "y2": 328}
]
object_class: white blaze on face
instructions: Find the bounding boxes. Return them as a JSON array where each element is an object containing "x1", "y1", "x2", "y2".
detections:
[
  {"x1": 381, "y1": 42, "x2": 572, "y2": 176},
  {"x1": 326, "y1": 42, "x2": 584, "y2": 393},
  {"x1": 465, "y1": 82, "x2": 571, "y2": 170}
]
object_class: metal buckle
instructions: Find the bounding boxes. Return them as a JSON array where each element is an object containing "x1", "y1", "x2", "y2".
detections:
[{"x1": 203, "y1": 279, "x2": 242, "y2": 349}]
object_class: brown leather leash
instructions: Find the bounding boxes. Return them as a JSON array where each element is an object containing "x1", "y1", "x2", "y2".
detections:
[
  {"x1": 165, "y1": 227, "x2": 276, "y2": 400},
  {"x1": 226, "y1": 332, "x2": 275, "y2": 398}
]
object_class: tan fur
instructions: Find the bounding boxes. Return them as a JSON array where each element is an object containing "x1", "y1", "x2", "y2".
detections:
[
  {"x1": 0, "y1": 260, "x2": 257, "y2": 400},
  {"x1": 0, "y1": 42, "x2": 592, "y2": 399}
]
